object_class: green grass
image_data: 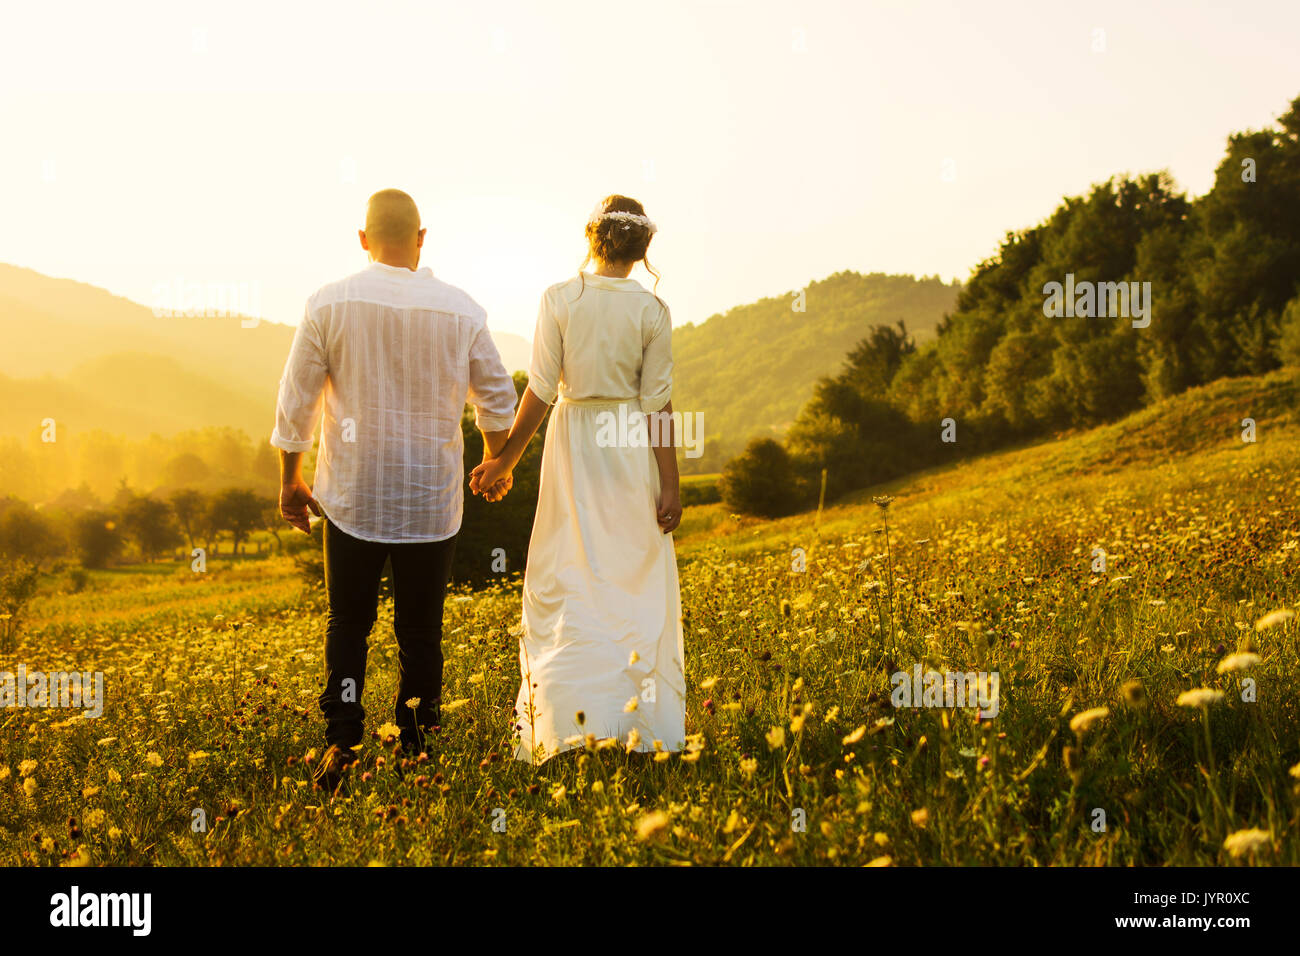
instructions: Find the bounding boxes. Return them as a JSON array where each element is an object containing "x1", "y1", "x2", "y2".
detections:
[{"x1": 3, "y1": 370, "x2": 1299, "y2": 865}]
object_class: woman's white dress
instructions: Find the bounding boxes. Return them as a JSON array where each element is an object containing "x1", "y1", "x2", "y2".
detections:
[{"x1": 511, "y1": 272, "x2": 686, "y2": 763}]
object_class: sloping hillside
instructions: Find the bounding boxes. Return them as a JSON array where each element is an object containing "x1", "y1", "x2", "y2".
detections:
[{"x1": 672, "y1": 271, "x2": 960, "y2": 472}]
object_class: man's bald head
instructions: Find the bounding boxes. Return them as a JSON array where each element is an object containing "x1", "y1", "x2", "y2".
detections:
[
  {"x1": 359, "y1": 189, "x2": 426, "y2": 269},
  {"x1": 364, "y1": 189, "x2": 421, "y2": 246}
]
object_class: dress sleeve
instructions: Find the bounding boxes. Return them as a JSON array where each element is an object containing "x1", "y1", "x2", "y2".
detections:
[
  {"x1": 527, "y1": 288, "x2": 563, "y2": 405},
  {"x1": 270, "y1": 300, "x2": 328, "y2": 452},
  {"x1": 639, "y1": 302, "x2": 672, "y2": 414}
]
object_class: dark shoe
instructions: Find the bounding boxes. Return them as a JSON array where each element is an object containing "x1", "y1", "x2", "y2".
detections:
[{"x1": 313, "y1": 744, "x2": 359, "y2": 794}]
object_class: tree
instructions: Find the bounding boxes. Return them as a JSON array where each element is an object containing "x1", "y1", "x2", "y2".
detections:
[
  {"x1": 721, "y1": 438, "x2": 801, "y2": 517},
  {"x1": 170, "y1": 489, "x2": 208, "y2": 551},
  {"x1": 208, "y1": 489, "x2": 265, "y2": 555},
  {"x1": 122, "y1": 495, "x2": 182, "y2": 561},
  {"x1": 74, "y1": 510, "x2": 123, "y2": 569},
  {"x1": 0, "y1": 499, "x2": 63, "y2": 569}
]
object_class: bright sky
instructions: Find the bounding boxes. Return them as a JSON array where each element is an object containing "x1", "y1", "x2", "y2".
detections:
[{"x1": 1, "y1": 0, "x2": 1297, "y2": 340}]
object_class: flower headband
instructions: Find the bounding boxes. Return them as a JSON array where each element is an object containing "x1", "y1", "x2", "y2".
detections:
[{"x1": 588, "y1": 205, "x2": 658, "y2": 234}]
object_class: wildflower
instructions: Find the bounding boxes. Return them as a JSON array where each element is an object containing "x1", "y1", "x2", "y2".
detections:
[
  {"x1": 187, "y1": 751, "x2": 210, "y2": 763},
  {"x1": 1254, "y1": 609, "x2": 1294, "y2": 631},
  {"x1": 765, "y1": 726, "x2": 786, "y2": 750},
  {"x1": 624, "y1": 697, "x2": 639, "y2": 713},
  {"x1": 83, "y1": 809, "x2": 106, "y2": 830},
  {"x1": 866, "y1": 855, "x2": 893, "y2": 866},
  {"x1": 1119, "y1": 679, "x2": 1146, "y2": 706},
  {"x1": 842, "y1": 725, "x2": 866, "y2": 746},
  {"x1": 628, "y1": 651, "x2": 639, "y2": 666},
  {"x1": 789, "y1": 713, "x2": 806, "y2": 733},
  {"x1": 404, "y1": 697, "x2": 421, "y2": 710},
  {"x1": 18, "y1": 759, "x2": 37, "y2": 777},
  {"x1": 625, "y1": 728, "x2": 642, "y2": 752},
  {"x1": 1069, "y1": 707, "x2": 1110, "y2": 736},
  {"x1": 699, "y1": 676, "x2": 719, "y2": 691},
  {"x1": 1216, "y1": 653, "x2": 1261, "y2": 674},
  {"x1": 739, "y1": 757, "x2": 758, "y2": 777},
  {"x1": 1176, "y1": 688, "x2": 1225, "y2": 708},
  {"x1": 910, "y1": 807, "x2": 929, "y2": 828},
  {"x1": 376, "y1": 722, "x2": 402, "y2": 742},
  {"x1": 1222, "y1": 828, "x2": 1271, "y2": 859},
  {"x1": 823, "y1": 705, "x2": 840, "y2": 723},
  {"x1": 145, "y1": 752, "x2": 163, "y2": 767},
  {"x1": 636, "y1": 810, "x2": 669, "y2": 841},
  {"x1": 551, "y1": 785, "x2": 567, "y2": 804},
  {"x1": 441, "y1": 698, "x2": 470, "y2": 713},
  {"x1": 23, "y1": 776, "x2": 38, "y2": 798},
  {"x1": 873, "y1": 496, "x2": 894, "y2": 510}
]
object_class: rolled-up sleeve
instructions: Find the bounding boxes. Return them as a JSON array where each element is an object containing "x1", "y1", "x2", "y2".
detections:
[
  {"x1": 639, "y1": 303, "x2": 673, "y2": 414},
  {"x1": 527, "y1": 289, "x2": 563, "y2": 405},
  {"x1": 467, "y1": 319, "x2": 518, "y2": 431},
  {"x1": 271, "y1": 302, "x2": 328, "y2": 452}
]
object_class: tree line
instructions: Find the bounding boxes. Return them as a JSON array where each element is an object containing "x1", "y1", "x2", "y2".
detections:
[{"x1": 722, "y1": 95, "x2": 1300, "y2": 516}]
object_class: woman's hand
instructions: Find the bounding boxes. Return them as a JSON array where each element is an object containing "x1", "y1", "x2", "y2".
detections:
[
  {"x1": 656, "y1": 486, "x2": 682, "y2": 534},
  {"x1": 470, "y1": 458, "x2": 513, "y2": 501}
]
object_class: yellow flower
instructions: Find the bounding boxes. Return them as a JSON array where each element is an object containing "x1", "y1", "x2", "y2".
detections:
[
  {"x1": 1222, "y1": 828, "x2": 1271, "y2": 859},
  {"x1": 404, "y1": 697, "x2": 421, "y2": 709},
  {"x1": 18, "y1": 759, "x2": 37, "y2": 777},
  {"x1": 636, "y1": 810, "x2": 669, "y2": 841},
  {"x1": 842, "y1": 725, "x2": 866, "y2": 745},
  {"x1": 698, "y1": 676, "x2": 719, "y2": 691},
  {"x1": 23, "y1": 776, "x2": 38, "y2": 798},
  {"x1": 187, "y1": 750, "x2": 210, "y2": 763},
  {"x1": 82, "y1": 786, "x2": 100, "y2": 799},
  {"x1": 376, "y1": 722, "x2": 402, "y2": 740},
  {"x1": 628, "y1": 651, "x2": 640, "y2": 666},
  {"x1": 739, "y1": 757, "x2": 758, "y2": 777},
  {"x1": 40, "y1": 836, "x2": 55, "y2": 852},
  {"x1": 145, "y1": 752, "x2": 163, "y2": 768},
  {"x1": 910, "y1": 807, "x2": 929, "y2": 828},
  {"x1": 865, "y1": 855, "x2": 893, "y2": 866},
  {"x1": 108, "y1": 769, "x2": 122, "y2": 784},
  {"x1": 84, "y1": 808, "x2": 106, "y2": 829},
  {"x1": 789, "y1": 713, "x2": 806, "y2": 733},
  {"x1": 765, "y1": 726, "x2": 786, "y2": 750},
  {"x1": 625, "y1": 728, "x2": 642, "y2": 752},
  {"x1": 624, "y1": 696, "x2": 639, "y2": 713}
]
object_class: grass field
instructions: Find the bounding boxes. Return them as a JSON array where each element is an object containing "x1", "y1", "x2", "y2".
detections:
[{"x1": 3, "y1": 370, "x2": 1299, "y2": 865}]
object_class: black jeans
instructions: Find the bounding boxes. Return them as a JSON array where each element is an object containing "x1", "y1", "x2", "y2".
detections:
[{"x1": 319, "y1": 518, "x2": 457, "y2": 753}]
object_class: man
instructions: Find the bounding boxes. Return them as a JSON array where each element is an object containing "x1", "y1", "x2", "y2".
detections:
[{"x1": 271, "y1": 188, "x2": 517, "y2": 793}]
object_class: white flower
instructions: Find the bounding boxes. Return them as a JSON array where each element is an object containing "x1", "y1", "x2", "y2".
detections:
[
  {"x1": 1222, "y1": 828, "x2": 1271, "y2": 858},
  {"x1": 1176, "y1": 688, "x2": 1225, "y2": 708},
  {"x1": 1069, "y1": 707, "x2": 1110, "y2": 735},
  {"x1": 1216, "y1": 652, "x2": 1261, "y2": 674}
]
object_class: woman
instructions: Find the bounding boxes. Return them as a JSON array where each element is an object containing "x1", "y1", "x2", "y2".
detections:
[{"x1": 469, "y1": 195, "x2": 686, "y2": 763}]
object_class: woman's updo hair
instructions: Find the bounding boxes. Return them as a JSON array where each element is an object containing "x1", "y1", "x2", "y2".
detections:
[{"x1": 581, "y1": 194, "x2": 661, "y2": 293}]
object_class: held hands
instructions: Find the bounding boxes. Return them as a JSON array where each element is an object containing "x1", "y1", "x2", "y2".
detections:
[
  {"x1": 280, "y1": 479, "x2": 322, "y2": 534},
  {"x1": 469, "y1": 457, "x2": 513, "y2": 502}
]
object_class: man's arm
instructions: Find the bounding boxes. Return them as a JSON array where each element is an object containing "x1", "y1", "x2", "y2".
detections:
[
  {"x1": 270, "y1": 302, "x2": 328, "y2": 532},
  {"x1": 466, "y1": 317, "x2": 518, "y2": 500},
  {"x1": 279, "y1": 450, "x2": 321, "y2": 534}
]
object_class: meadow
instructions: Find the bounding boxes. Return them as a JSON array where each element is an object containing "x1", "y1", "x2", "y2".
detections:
[{"x1": 2, "y1": 369, "x2": 1299, "y2": 866}]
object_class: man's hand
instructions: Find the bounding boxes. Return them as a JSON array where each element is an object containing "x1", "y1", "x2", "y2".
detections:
[
  {"x1": 656, "y1": 486, "x2": 682, "y2": 534},
  {"x1": 469, "y1": 458, "x2": 513, "y2": 502},
  {"x1": 280, "y1": 479, "x2": 322, "y2": 534}
]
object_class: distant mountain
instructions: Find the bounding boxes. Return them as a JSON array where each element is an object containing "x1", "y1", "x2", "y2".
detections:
[
  {"x1": 671, "y1": 271, "x2": 961, "y2": 472},
  {"x1": 0, "y1": 264, "x2": 534, "y2": 443},
  {"x1": 0, "y1": 265, "x2": 958, "y2": 474}
]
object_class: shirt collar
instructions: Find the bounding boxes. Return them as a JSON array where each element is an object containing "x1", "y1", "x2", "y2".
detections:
[
  {"x1": 368, "y1": 260, "x2": 433, "y2": 279},
  {"x1": 580, "y1": 271, "x2": 644, "y2": 291}
]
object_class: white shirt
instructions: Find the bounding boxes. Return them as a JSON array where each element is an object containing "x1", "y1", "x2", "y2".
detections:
[
  {"x1": 528, "y1": 272, "x2": 672, "y2": 413},
  {"x1": 271, "y1": 261, "x2": 518, "y2": 543}
]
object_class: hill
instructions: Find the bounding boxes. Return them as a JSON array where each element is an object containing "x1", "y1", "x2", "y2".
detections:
[
  {"x1": 0, "y1": 264, "x2": 535, "y2": 444},
  {"x1": 672, "y1": 271, "x2": 960, "y2": 473}
]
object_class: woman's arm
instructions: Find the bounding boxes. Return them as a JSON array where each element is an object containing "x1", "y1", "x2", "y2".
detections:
[
  {"x1": 468, "y1": 386, "x2": 550, "y2": 497},
  {"x1": 650, "y1": 401, "x2": 681, "y2": 534}
]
